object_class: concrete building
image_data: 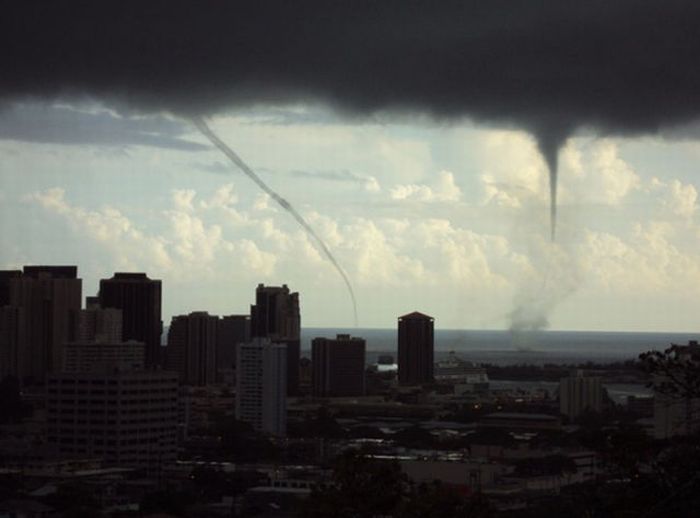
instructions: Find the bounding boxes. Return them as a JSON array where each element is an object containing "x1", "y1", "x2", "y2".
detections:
[
  {"x1": 0, "y1": 271, "x2": 23, "y2": 381},
  {"x1": 98, "y1": 273, "x2": 162, "y2": 368},
  {"x1": 559, "y1": 370, "x2": 603, "y2": 420},
  {"x1": 0, "y1": 305, "x2": 24, "y2": 381},
  {"x1": 217, "y1": 314, "x2": 251, "y2": 371},
  {"x1": 5, "y1": 266, "x2": 82, "y2": 383},
  {"x1": 250, "y1": 284, "x2": 300, "y2": 395},
  {"x1": 398, "y1": 311, "x2": 434, "y2": 386},
  {"x1": 166, "y1": 312, "x2": 219, "y2": 386},
  {"x1": 46, "y1": 369, "x2": 178, "y2": 473},
  {"x1": 0, "y1": 270, "x2": 21, "y2": 306},
  {"x1": 75, "y1": 306, "x2": 122, "y2": 343},
  {"x1": 434, "y1": 351, "x2": 490, "y2": 392},
  {"x1": 312, "y1": 334, "x2": 366, "y2": 397},
  {"x1": 236, "y1": 338, "x2": 287, "y2": 436},
  {"x1": 62, "y1": 340, "x2": 145, "y2": 373}
]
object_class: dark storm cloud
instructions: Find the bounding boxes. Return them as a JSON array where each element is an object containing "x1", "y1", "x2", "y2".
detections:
[
  {"x1": 2, "y1": 0, "x2": 700, "y2": 147},
  {"x1": 0, "y1": 103, "x2": 205, "y2": 150}
]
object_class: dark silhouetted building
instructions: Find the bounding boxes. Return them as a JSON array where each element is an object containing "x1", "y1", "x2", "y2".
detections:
[
  {"x1": 217, "y1": 314, "x2": 251, "y2": 370},
  {"x1": 62, "y1": 340, "x2": 145, "y2": 373},
  {"x1": 4, "y1": 266, "x2": 82, "y2": 383},
  {"x1": 167, "y1": 311, "x2": 218, "y2": 386},
  {"x1": 47, "y1": 368, "x2": 178, "y2": 473},
  {"x1": 312, "y1": 334, "x2": 366, "y2": 397},
  {"x1": 75, "y1": 306, "x2": 122, "y2": 343},
  {"x1": 251, "y1": 284, "x2": 300, "y2": 395},
  {"x1": 98, "y1": 273, "x2": 162, "y2": 368},
  {"x1": 62, "y1": 305, "x2": 144, "y2": 373},
  {"x1": 0, "y1": 305, "x2": 24, "y2": 380},
  {"x1": 0, "y1": 270, "x2": 21, "y2": 307},
  {"x1": 0, "y1": 271, "x2": 23, "y2": 378},
  {"x1": 398, "y1": 311, "x2": 434, "y2": 385}
]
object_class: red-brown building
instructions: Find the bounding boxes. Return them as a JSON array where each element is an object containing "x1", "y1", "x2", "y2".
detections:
[
  {"x1": 398, "y1": 311, "x2": 434, "y2": 386},
  {"x1": 312, "y1": 334, "x2": 365, "y2": 397}
]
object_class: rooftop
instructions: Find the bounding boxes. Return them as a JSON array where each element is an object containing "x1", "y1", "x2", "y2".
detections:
[
  {"x1": 483, "y1": 413, "x2": 559, "y2": 422},
  {"x1": 398, "y1": 311, "x2": 434, "y2": 320}
]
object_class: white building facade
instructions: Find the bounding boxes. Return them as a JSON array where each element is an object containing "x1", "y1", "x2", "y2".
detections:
[
  {"x1": 559, "y1": 370, "x2": 603, "y2": 420},
  {"x1": 236, "y1": 337, "x2": 287, "y2": 436}
]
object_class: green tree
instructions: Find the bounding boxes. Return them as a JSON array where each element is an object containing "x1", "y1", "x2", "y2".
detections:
[
  {"x1": 401, "y1": 481, "x2": 493, "y2": 518},
  {"x1": 301, "y1": 449, "x2": 494, "y2": 517},
  {"x1": 301, "y1": 449, "x2": 409, "y2": 517},
  {"x1": 640, "y1": 346, "x2": 700, "y2": 399}
]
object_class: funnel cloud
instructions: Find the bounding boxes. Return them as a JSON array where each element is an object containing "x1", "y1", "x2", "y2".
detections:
[
  {"x1": 3, "y1": 1, "x2": 700, "y2": 311},
  {"x1": 193, "y1": 117, "x2": 359, "y2": 326},
  {"x1": 4, "y1": 2, "x2": 700, "y2": 237}
]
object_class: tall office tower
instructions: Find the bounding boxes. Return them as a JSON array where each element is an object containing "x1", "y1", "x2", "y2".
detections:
[
  {"x1": 46, "y1": 369, "x2": 178, "y2": 473},
  {"x1": 217, "y1": 314, "x2": 251, "y2": 370},
  {"x1": 397, "y1": 311, "x2": 435, "y2": 386},
  {"x1": 62, "y1": 341, "x2": 145, "y2": 373},
  {"x1": 0, "y1": 271, "x2": 23, "y2": 381},
  {"x1": 236, "y1": 338, "x2": 287, "y2": 436},
  {"x1": 7, "y1": 266, "x2": 82, "y2": 382},
  {"x1": 0, "y1": 270, "x2": 22, "y2": 307},
  {"x1": 76, "y1": 306, "x2": 123, "y2": 343},
  {"x1": 250, "y1": 284, "x2": 300, "y2": 395},
  {"x1": 166, "y1": 312, "x2": 218, "y2": 386},
  {"x1": 312, "y1": 334, "x2": 366, "y2": 397},
  {"x1": 0, "y1": 306, "x2": 24, "y2": 380},
  {"x1": 99, "y1": 273, "x2": 162, "y2": 368},
  {"x1": 559, "y1": 370, "x2": 603, "y2": 419}
]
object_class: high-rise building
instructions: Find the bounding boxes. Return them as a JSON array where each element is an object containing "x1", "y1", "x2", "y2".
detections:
[
  {"x1": 250, "y1": 284, "x2": 300, "y2": 395},
  {"x1": 63, "y1": 304, "x2": 144, "y2": 374},
  {"x1": 6, "y1": 266, "x2": 82, "y2": 382},
  {"x1": 0, "y1": 306, "x2": 24, "y2": 380},
  {"x1": 559, "y1": 370, "x2": 603, "y2": 419},
  {"x1": 46, "y1": 369, "x2": 178, "y2": 473},
  {"x1": 0, "y1": 270, "x2": 23, "y2": 381},
  {"x1": 62, "y1": 340, "x2": 145, "y2": 373},
  {"x1": 250, "y1": 284, "x2": 300, "y2": 339},
  {"x1": 0, "y1": 270, "x2": 21, "y2": 307},
  {"x1": 166, "y1": 312, "x2": 218, "y2": 386},
  {"x1": 75, "y1": 306, "x2": 123, "y2": 343},
  {"x1": 236, "y1": 338, "x2": 287, "y2": 436},
  {"x1": 397, "y1": 311, "x2": 434, "y2": 386},
  {"x1": 312, "y1": 334, "x2": 366, "y2": 397},
  {"x1": 98, "y1": 273, "x2": 162, "y2": 368},
  {"x1": 217, "y1": 314, "x2": 251, "y2": 370}
]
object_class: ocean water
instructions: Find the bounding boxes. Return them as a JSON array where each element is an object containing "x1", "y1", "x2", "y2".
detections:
[{"x1": 301, "y1": 328, "x2": 699, "y2": 366}]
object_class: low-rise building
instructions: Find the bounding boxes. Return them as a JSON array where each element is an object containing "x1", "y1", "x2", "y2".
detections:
[
  {"x1": 479, "y1": 412, "x2": 562, "y2": 431},
  {"x1": 434, "y1": 352, "x2": 489, "y2": 392}
]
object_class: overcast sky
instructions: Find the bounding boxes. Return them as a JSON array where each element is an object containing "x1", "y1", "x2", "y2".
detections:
[
  {"x1": 1, "y1": 102, "x2": 699, "y2": 332},
  {"x1": 2, "y1": 2, "x2": 700, "y2": 331}
]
